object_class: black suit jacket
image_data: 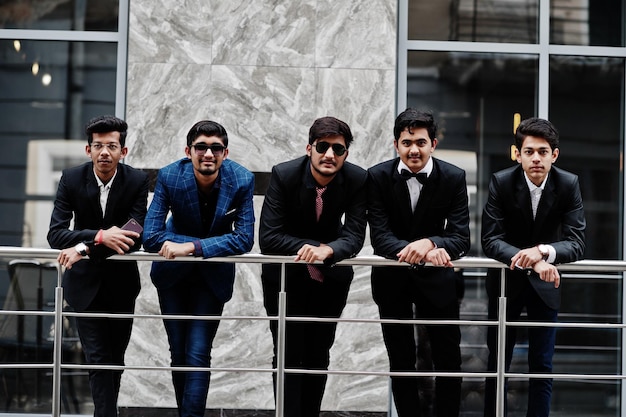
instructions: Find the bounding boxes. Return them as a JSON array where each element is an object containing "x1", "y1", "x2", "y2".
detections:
[
  {"x1": 47, "y1": 162, "x2": 149, "y2": 311},
  {"x1": 368, "y1": 157, "x2": 471, "y2": 308},
  {"x1": 259, "y1": 155, "x2": 367, "y2": 281},
  {"x1": 481, "y1": 165, "x2": 586, "y2": 310}
]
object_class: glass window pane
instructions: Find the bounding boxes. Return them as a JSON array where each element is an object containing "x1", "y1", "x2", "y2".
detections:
[
  {"x1": 550, "y1": 0, "x2": 625, "y2": 46},
  {"x1": 408, "y1": 0, "x2": 538, "y2": 43},
  {"x1": 547, "y1": 59, "x2": 624, "y2": 415},
  {"x1": 0, "y1": 0, "x2": 119, "y2": 31},
  {"x1": 549, "y1": 55, "x2": 624, "y2": 259},
  {"x1": 407, "y1": 51, "x2": 539, "y2": 255},
  {"x1": 0, "y1": 40, "x2": 117, "y2": 247}
]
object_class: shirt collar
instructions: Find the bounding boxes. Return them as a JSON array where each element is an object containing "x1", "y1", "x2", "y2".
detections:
[
  {"x1": 523, "y1": 171, "x2": 548, "y2": 191},
  {"x1": 94, "y1": 169, "x2": 118, "y2": 189},
  {"x1": 397, "y1": 156, "x2": 434, "y2": 177}
]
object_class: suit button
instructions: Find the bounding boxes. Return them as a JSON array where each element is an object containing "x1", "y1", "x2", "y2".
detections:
[{"x1": 526, "y1": 270, "x2": 531, "y2": 276}]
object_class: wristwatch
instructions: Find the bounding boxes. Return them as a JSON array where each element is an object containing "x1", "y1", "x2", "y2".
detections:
[
  {"x1": 74, "y1": 242, "x2": 88, "y2": 256},
  {"x1": 537, "y1": 244, "x2": 549, "y2": 261}
]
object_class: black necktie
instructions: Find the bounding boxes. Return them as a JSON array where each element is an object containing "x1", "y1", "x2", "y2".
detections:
[{"x1": 400, "y1": 169, "x2": 428, "y2": 184}]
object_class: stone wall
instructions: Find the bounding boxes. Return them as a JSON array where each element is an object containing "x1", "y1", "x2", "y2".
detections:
[{"x1": 122, "y1": 0, "x2": 397, "y2": 411}]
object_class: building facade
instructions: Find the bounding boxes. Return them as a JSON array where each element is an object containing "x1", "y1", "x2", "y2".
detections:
[{"x1": 0, "y1": 0, "x2": 625, "y2": 415}]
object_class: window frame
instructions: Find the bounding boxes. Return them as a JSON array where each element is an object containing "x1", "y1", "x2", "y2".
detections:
[
  {"x1": 397, "y1": 0, "x2": 626, "y2": 411},
  {"x1": 0, "y1": 0, "x2": 130, "y2": 118}
]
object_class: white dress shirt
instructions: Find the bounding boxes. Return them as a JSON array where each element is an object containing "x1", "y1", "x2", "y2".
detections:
[
  {"x1": 94, "y1": 169, "x2": 118, "y2": 217},
  {"x1": 523, "y1": 171, "x2": 556, "y2": 263},
  {"x1": 398, "y1": 157, "x2": 433, "y2": 213}
]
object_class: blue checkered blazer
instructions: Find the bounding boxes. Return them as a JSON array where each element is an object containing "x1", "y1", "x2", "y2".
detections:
[{"x1": 143, "y1": 157, "x2": 255, "y2": 302}]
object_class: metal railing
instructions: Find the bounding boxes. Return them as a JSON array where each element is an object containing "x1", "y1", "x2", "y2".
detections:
[{"x1": 0, "y1": 246, "x2": 624, "y2": 417}]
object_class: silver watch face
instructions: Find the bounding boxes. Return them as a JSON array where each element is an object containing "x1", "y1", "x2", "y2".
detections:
[{"x1": 75, "y1": 242, "x2": 87, "y2": 255}]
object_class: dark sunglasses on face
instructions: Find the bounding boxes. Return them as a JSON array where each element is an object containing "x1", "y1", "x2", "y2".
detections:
[
  {"x1": 192, "y1": 142, "x2": 226, "y2": 156},
  {"x1": 314, "y1": 141, "x2": 347, "y2": 156}
]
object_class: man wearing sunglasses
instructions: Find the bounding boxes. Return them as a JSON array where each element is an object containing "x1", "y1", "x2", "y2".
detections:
[
  {"x1": 143, "y1": 120, "x2": 255, "y2": 417},
  {"x1": 260, "y1": 116, "x2": 367, "y2": 417},
  {"x1": 367, "y1": 108, "x2": 470, "y2": 417}
]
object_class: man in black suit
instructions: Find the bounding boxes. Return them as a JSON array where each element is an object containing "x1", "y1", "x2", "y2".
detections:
[
  {"x1": 367, "y1": 108, "x2": 470, "y2": 417},
  {"x1": 482, "y1": 117, "x2": 585, "y2": 417},
  {"x1": 260, "y1": 116, "x2": 367, "y2": 417},
  {"x1": 48, "y1": 115, "x2": 149, "y2": 417}
]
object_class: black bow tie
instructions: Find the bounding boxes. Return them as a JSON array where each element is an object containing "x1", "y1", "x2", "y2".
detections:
[{"x1": 401, "y1": 169, "x2": 428, "y2": 184}]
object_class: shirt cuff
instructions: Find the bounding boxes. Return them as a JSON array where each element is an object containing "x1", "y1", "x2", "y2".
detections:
[
  {"x1": 545, "y1": 244, "x2": 556, "y2": 264},
  {"x1": 192, "y1": 240, "x2": 203, "y2": 257}
]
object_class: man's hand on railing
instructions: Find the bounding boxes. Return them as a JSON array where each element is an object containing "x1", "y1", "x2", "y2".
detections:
[
  {"x1": 57, "y1": 247, "x2": 85, "y2": 269},
  {"x1": 533, "y1": 260, "x2": 560, "y2": 288},
  {"x1": 295, "y1": 243, "x2": 333, "y2": 263},
  {"x1": 424, "y1": 248, "x2": 454, "y2": 267},
  {"x1": 158, "y1": 241, "x2": 195, "y2": 259},
  {"x1": 510, "y1": 247, "x2": 543, "y2": 270},
  {"x1": 396, "y1": 238, "x2": 434, "y2": 265}
]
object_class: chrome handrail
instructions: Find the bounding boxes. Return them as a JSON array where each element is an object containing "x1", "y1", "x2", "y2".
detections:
[{"x1": 0, "y1": 246, "x2": 622, "y2": 417}]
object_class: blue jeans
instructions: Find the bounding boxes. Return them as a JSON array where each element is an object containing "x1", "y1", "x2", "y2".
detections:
[{"x1": 157, "y1": 276, "x2": 224, "y2": 417}]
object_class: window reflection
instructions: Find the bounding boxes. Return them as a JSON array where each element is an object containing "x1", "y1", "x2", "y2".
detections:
[
  {"x1": 409, "y1": 0, "x2": 625, "y2": 46},
  {"x1": 408, "y1": 0, "x2": 538, "y2": 43},
  {"x1": 550, "y1": 0, "x2": 625, "y2": 46},
  {"x1": 546, "y1": 58, "x2": 623, "y2": 415},
  {"x1": 405, "y1": 49, "x2": 624, "y2": 416},
  {"x1": 408, "y1": 51, "x2": 538, "y2": 257},
  {"x1": 0, "y1": 39, "x2": 117, "y2": 247},
  {"x1": 0, "y1": 0, "x2": 120, "y2": 31},
  {"x1": 549, "y1": 56, "x2": 624, "y2": 259}
]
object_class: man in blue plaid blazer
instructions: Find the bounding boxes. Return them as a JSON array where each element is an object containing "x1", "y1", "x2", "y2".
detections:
[{"x1": 143, "y1": 120, "x2": 254, "y2": 417}]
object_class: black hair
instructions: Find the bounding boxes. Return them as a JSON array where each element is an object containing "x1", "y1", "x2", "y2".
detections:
[
  {"x1": 515, "y1": 117, "x2": 559, "y2": 151},
  {"x1": 186, "y1": 120, "x2": 229, "y2": 147},
  {"x1": 85, "y1": 115, "x2": 128, "y2": 146},
  {"x1": 308, "y1": 116, "x2": 354, "y2": 148},
  {"x1": 393, "y1": 108, "x2": 437, "y2": 143}
]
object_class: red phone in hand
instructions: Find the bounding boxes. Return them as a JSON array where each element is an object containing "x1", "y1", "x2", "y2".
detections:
[{"x1": 121, "y1": 218, "x2": 143, "y2": 234}]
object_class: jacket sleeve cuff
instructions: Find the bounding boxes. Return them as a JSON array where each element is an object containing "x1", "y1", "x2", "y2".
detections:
[{"x1": 193, "y1": 240, "x2": 203, "y2": 257}]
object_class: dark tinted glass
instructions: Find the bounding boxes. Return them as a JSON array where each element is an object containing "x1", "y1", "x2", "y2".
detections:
[
  {"x1": 0, "y1": 0, "x2": 120, "y2": 31},
  {"x1": 0, "y1": 39, "x2": 117, "y2": 247},
  {"x1": 407, "y1": 51, "x2": 538, "y2": 256},
  {"x1": 550, "y1": 0, "x2": 625, "y2": 46},
  {"x1": 408, "y1": 0, "x2": 538, "y2": 43},
  {"x1": 549, "y1": 55, "x2": 624, "y2": 259}
]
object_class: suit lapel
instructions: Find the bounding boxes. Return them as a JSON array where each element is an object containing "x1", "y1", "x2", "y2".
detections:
[
  {"x1": 514, "y1": 171, "x2": 534, "y2": 226},
  {"x1": 392, "y1": 169, "x2": 414, "y2": 224},
  {"x1": 85, "y1": 166, "x2": 103, "y2": 220},
  {"x1": 409, "y1": 161, "x2": 438, "y2": 237},
  {"x1": 532, "y1": 174, "x2": 556, "y2": 240},
  {"x1": 105, "y1": 166, "x2": 123, "y2": 223},
  {"x1": 301, "y1": 161, "x2": 322, "y2": 223},
  {"x1": 180, "y1": 162, "x2": 204, "y2": 231},
  {"x1": 413, "y1": 161, "x2": 437, "y2": 219},
  {"x1": 212, "y1": 166, "x2": 233, "y2": 231}
]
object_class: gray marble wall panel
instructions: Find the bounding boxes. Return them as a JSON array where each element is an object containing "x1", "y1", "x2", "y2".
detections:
[
  {"x1": 123, "y1": 0, "x2": 397, "y2": 411},
  {"x1": 315, "y1": 0, "x2": 396, "y2": 70}
]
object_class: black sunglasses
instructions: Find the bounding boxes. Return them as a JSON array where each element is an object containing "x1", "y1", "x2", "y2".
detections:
[
  {"x1": 314, "y1": 141, "x2": 347, "y2": 156},
  {"x1": 192, "y1": 143, "x2": 226, "y2": 156}
]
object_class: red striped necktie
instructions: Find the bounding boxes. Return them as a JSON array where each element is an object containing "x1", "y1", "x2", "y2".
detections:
[{"x1": 308, "y1": 186, "x2": 327, "y2": 282}]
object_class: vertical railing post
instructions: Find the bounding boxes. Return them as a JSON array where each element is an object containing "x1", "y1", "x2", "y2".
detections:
[
  {"x1": 51, "y1": 265, "x2": 63, "y2": 417},
  {"x1": 495, "y1": 268, "x2": 507, "y2": 417},
  {"x1": 275, "y1": 262, "x2": 287, "y2": 417}
]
